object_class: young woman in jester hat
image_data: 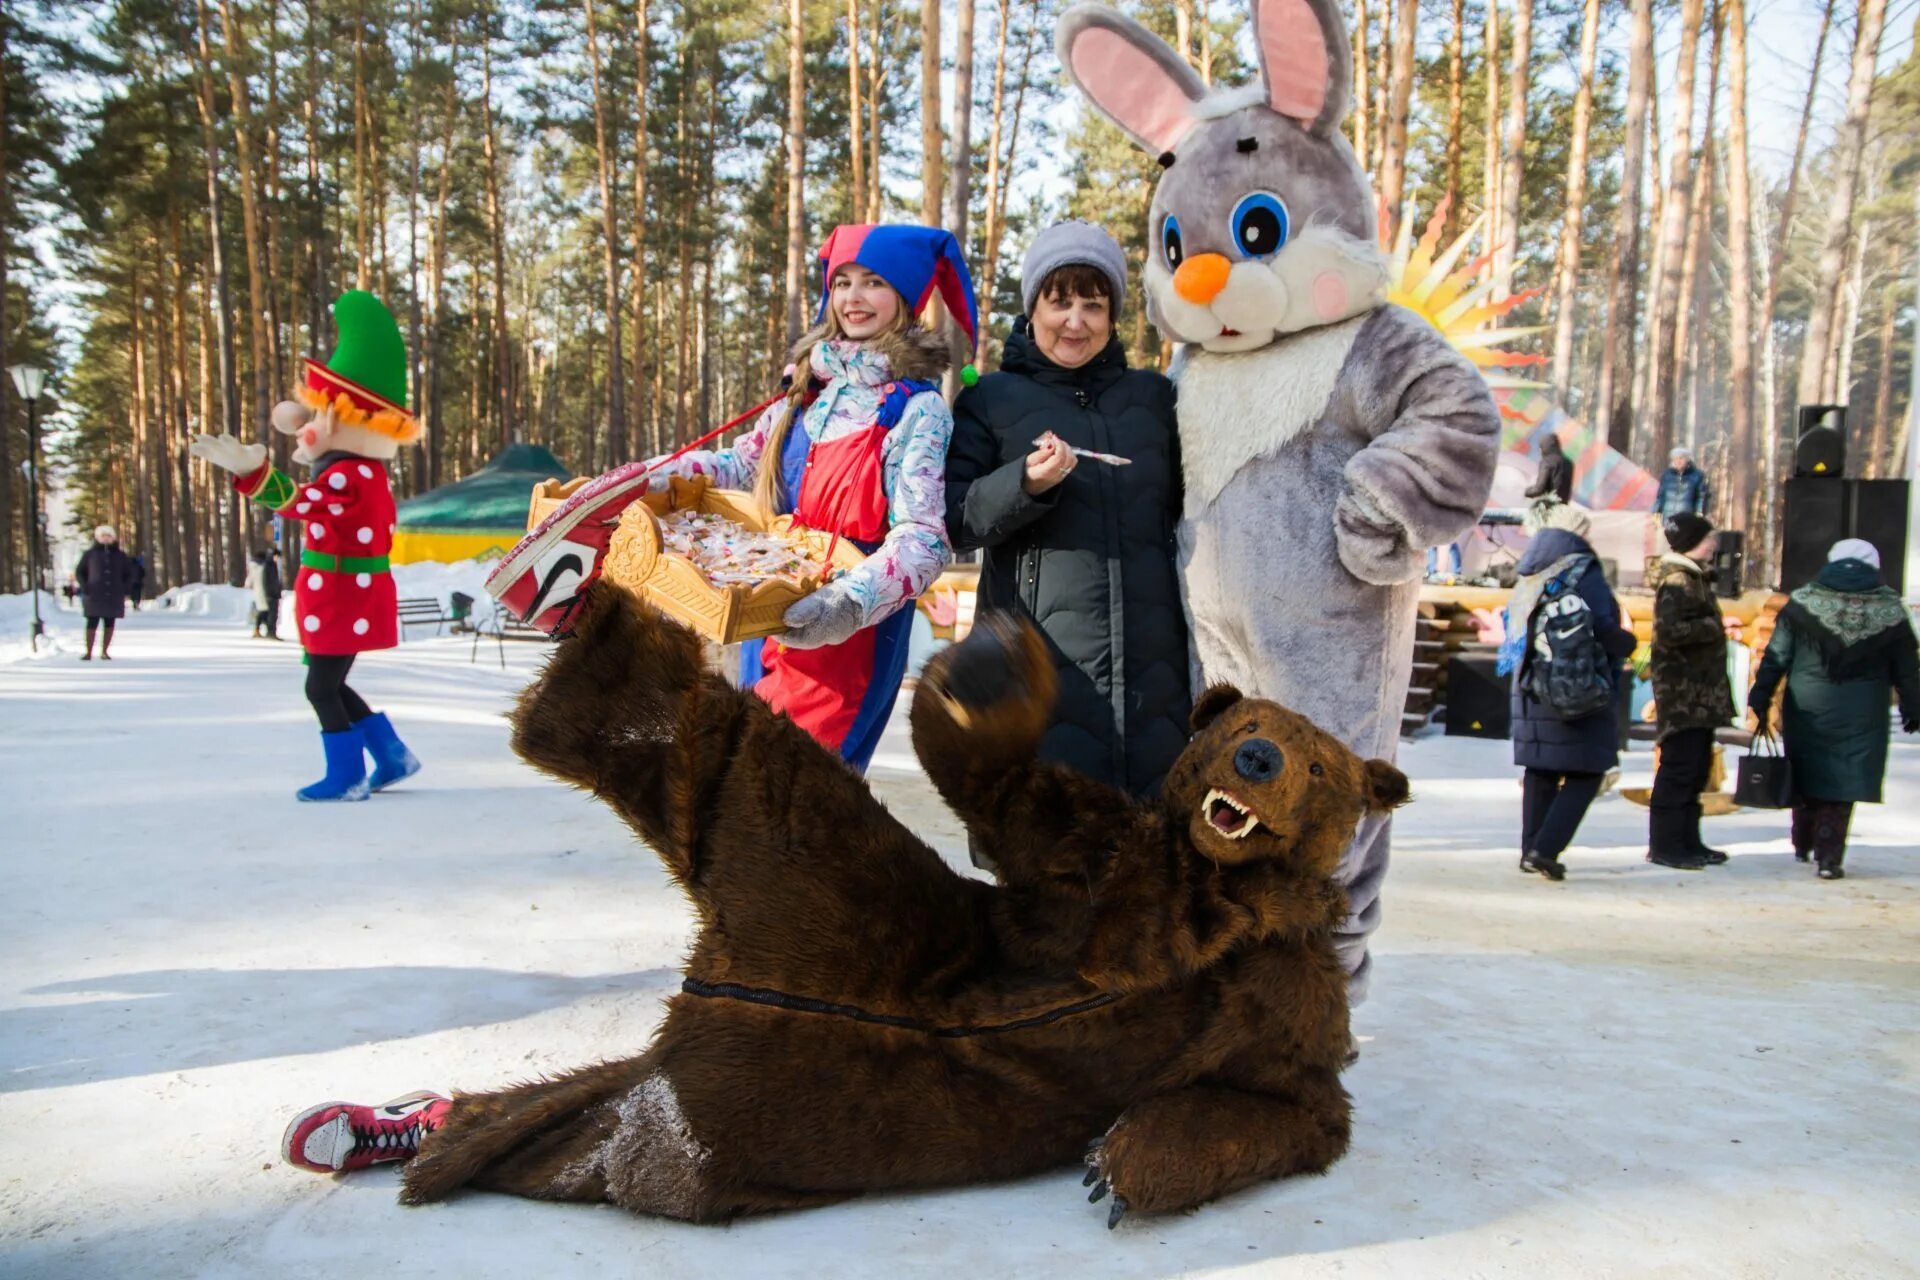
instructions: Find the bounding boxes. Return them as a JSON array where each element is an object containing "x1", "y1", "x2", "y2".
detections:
[
  {"x1": 485, "y1": 224, "x2": 975, "y2": 774},
  {"x1": 189, "y1": 290, "x2": 424, "y2": 803}
]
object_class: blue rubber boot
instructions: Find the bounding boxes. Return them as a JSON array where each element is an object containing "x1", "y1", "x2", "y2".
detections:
[
  {"x1": 359, "y1": 712, "x2": 421, "y2": 792},
  {"x1": 297, "y1": 728, "x2": 372, "y2": 802}
]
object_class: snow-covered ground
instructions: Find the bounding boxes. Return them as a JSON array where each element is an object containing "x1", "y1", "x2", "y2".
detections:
[{"x1": 1, "y1": 612, "x2": 1916, "y2": 1278}]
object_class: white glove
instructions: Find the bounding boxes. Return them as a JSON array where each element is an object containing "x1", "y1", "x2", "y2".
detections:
[
  {"x1": 780, "y1": 581, "x2": 866, "y2": 650},
  {"x1": 190, "y1": 434, "x2": 268, "y2": 476}
]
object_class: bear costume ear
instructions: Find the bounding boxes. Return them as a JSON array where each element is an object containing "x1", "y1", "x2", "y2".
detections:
[
  {"x1": 1190, "y1": 684, "x2": 1246, "y2": 732},
  {"x1": 1362, "y1": 759, "x2": 1411, "y2": 812}
]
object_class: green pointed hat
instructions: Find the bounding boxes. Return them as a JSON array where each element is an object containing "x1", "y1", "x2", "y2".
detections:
[{"x1": 302, "y1": 291, "x2": 420, "y2": 442}]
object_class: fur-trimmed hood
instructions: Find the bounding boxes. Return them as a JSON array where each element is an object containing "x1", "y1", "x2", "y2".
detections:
[{"x1": 793, "y1": 322, "x2": 951, "y2": 386}]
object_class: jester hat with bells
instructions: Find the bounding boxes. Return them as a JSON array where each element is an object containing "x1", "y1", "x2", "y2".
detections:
[{"x1": 272, "y1": 291, "x2": 423, "y2": 464}]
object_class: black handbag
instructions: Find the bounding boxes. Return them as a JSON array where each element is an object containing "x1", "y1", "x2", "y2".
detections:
[{"x1": 1734, "y1": 734, "x2": 1793, "y2": 809}]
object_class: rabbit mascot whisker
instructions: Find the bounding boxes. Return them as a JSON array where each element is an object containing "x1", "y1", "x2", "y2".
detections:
[
  {"x1": 191, "y1": 291, "x2": 425, "y2": 802},
  {"x1": 1058, "y1": 0, "x2": 1500, "y2": 1003}
]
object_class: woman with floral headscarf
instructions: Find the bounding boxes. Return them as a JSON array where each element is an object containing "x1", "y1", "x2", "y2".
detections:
[{"x1": 1748, "y1": 539, "x2": 1920, "y2": 879}]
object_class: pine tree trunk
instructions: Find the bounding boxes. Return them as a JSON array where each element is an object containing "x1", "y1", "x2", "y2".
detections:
[
  {"x1": 920, "y1": 0, "x2": 943, "y2": 226},
  {"x1": 1492, "y1": 0, "x2": 1532, "y2": 297},
  {"x1": 980, "y1": 0, "x2": 1013, "y2": 340},
  {"x1": 1352, "y1": 0, "x2": 1369, "y2": 163},
  {"x1": 191, "y1": 0, "x2": 245, "y2": 583},
  {"x1": 1866, "y1": 285, "x2": 1897, "y2": 476},
  {"x1": 1441, "y1": 0, "x2": 1464, "y2": 244},
  {"x1": 0, "y1": 13, "x2": 13, "y2": 591},
  {"x1": 264, "y1": 0, "x2": 287, "y2": 401},
  {"x1": 675, "y1": 52, "x2": 693, "y2": 440},
  {"x1": 1827, "y1": 216, "x2": 1870, "y2": 408},
  {"x1": 785, "y1": 0, "x2": 807, "y2": 345},
  {"x1": 131, "y1": 259, "x2": 153, "y2": 581},
  {"x1": 1371, "y1": 0, "x2": 1391, "y2": 173},
  {"x1": 1763, "y1": 0, "x2": 1834, "y2": 344},
  {"x1": 1198, "y1": 0, "x2": 1212, "y2": 84},
  {"x1": 480, "y1": 22, "x2": 514, "y2": 448},
  {"x1": 1378, "y1": 0, "x2": 1417, "y2": 242},
  {"x1": 1641, "y1": 0, "x2": 1703, "y2": 463},
  {"x1": 353, "y1": 0, "x2": 370, "y2": 288},
  {"x1": 404, "y1": 0, "x2": 425, "y2": 493},
  {"x1": 946, "y1": 0, "x2": 977, "y2": 390},
  {"x1": 1670, "y1": 0, "x2": 1722, "y2": 444},
  {"x1": 632, "y1": 0, "x2": 651, "y2": 454},
  {"x1": 1481, "y1": 0, "x2": 1501, "y2": 261},
  {"x1": 583, "y1": 0, "x2": 627, "y2": 461},
  {"x1": 426, "y1": 24, "x2": 458, "y2": 485},
  {"x1": 166, "y1": 186, "x2": 191, "y2": 579},
  {"x1": 218, "y1": 0, "x2": 275, "y2": 462},
  {"x1": 949, "y1": 0, "x2": 975, "y2": 247},
  {"x1": 1548, "y1": 0, "x2": 1599, "y2": 403},
  {"x1": 1796, "y1": 0, "x2": 1889, "y2": 405},
  {"x1": 1595, "y1": 0, "x2": 1652, "y2": 453},
  {"x1": 867, "y1": 0, "x2": 886, "y2": 222},
  {"x1": 1723, "y1": 0, "x2": 1756, "y2": 528},
  {"x1": 848, "y1": 0, "x2": 866, "y2": 222},
  {"x1": 983, "y1": 0, "x2": 1040, "y2": 339}
]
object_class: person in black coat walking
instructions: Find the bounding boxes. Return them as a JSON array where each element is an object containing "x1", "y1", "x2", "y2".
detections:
[
  {"x1": 1525, "y1": 434, "x2": 1574, "y2": 504},
  {"x1": 248, "y1": 546, "x2": 285, "y2": 639},
  {"x1": 71, "y1": 525, "x2": 143, "y2": 661},
  {"x1": 1502, "y1": 510, "x2": 1637, "y2": 879},
  {"x1": 945, "y1": 220, "x2": 1191, "y2": 798}
]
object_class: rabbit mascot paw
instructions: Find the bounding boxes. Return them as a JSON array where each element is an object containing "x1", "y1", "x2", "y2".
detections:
[
  {"x1": 190, "y1": 290, "x2": 425, "y2": 803},
  {"x1": 1058, "y1": 0, "x2": 1500, "y2": 1002}
]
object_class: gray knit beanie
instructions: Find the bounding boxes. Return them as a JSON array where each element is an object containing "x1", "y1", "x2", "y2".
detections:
[{"x1": 1020, "y1": 221, "x2": 1129, "y2": 318}]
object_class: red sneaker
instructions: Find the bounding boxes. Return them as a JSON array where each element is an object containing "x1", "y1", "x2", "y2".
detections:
[
  {"x1": 484, "y1": 460, "x2": 657, "y2": 635},
  {"x1": 281, "y1": 1090, "x2": 452, "y2": 1175}
]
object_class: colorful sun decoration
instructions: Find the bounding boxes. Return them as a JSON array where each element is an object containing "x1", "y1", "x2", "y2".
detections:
[{"x1": 1381, "y1": 195, "x2": 1549, "y2": 418}]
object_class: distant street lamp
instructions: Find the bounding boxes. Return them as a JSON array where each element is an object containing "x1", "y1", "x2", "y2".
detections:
[{"x1": 10, "y1": 363, "x2": 47, "y2": 651}]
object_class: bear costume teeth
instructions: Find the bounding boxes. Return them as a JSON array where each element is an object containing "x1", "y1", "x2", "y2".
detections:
[{"x1": 1203, "y1": 788, "x2": 1258, "y2": 839}]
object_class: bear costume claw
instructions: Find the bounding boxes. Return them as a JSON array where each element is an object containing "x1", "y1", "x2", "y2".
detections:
[{"x1": 406, "y1": 594, "x2": 1407, "y2": 1226}]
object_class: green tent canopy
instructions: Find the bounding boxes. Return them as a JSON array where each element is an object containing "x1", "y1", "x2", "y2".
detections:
[{"x1": 391, "y1": 443, "x2": 572, "y2": 564}]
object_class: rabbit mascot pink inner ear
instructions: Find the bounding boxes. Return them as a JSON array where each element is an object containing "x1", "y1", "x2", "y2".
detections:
[{"x1": 1058, "y1": 0, "x2": 1501, "y2": 1004}]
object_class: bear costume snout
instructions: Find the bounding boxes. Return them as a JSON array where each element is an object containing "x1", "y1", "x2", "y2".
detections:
[{"x1": 1169, "y1": 683, "x2": 1410, "y2": 869}]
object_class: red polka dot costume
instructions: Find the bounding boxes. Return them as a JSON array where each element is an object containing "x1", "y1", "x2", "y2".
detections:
[
  {"x1": 253, "y1": 458, "x2": 401, "y2": 654},
  {"x1": 193, "y1": 290, "x2": 427, "y2": 803}
]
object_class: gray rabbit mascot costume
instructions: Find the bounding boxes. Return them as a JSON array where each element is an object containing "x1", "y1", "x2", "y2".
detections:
[{"x1": 1059, "y1": 0, "x2": 1499, "y2": 1001}]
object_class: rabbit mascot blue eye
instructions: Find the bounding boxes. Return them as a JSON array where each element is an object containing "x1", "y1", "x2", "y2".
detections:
[{"x1": 1059, "y1": 0, "x2": 1501, "y2": 1003}]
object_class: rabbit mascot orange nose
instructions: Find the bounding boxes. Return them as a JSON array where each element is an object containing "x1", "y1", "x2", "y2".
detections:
[
  {"x1": 191, "y1": 291, "x2": 425, "y2": 802},
  {"x1": 1058, "y1": 0, "x2": 1501, "y2": 1004}
]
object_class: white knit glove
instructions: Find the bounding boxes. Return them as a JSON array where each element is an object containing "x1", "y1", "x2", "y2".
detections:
[
  {"x1": 780, "y1": 581, "x2": 865, "y2": 650},
  {"x1": 190, "y1": 434, "x2": 268, "y2": 476}
]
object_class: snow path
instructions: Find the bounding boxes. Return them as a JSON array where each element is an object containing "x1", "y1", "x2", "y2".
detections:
[{"x1": 2, "y1": 612, "x2": 1916, "y2": 1278}]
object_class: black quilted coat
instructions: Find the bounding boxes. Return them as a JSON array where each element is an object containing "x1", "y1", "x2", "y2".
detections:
[{"x1": 945, "y1": 320, "x2": 1191, "y2": 795}]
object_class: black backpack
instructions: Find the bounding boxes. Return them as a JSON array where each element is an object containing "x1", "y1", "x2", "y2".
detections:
[{"x1": 1524, "y1": 565, "x2": 1614, "y2": 720}]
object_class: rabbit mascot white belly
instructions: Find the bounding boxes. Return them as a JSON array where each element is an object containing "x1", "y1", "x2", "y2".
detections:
[{"x1": 1059, "y1": 0, "x2": 1499, "y2": 1002}]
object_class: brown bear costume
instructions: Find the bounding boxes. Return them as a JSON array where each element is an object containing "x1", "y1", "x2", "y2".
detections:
[{"x1": 398, "y1": 591, "x2": 1409, "y2": 1226}]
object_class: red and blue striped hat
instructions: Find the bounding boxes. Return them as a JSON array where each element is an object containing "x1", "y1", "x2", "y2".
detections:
[{"x1": 815, "y1": 224, "x2": 979, "y2": 354}]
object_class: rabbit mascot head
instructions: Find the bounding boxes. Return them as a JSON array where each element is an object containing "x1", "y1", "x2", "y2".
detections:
[{"x1": 1056, "y1": 0, "x2": 1389, "y2": 354}]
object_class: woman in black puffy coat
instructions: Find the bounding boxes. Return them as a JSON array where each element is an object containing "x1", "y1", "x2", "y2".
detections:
[
  {"x1": 1505, "y1": 511, "x2": 1637, "y2": 879},
  {"x1": 71, "y1": 524, "x2": 144, "y2": 661},
  {"x1": 945, "y1": 221, "x2": 1190, "y2": 797}
]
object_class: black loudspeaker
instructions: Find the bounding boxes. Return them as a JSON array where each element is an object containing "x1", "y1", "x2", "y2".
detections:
[
  {"x1": 1851, "y1": 480, "x2": 1910, "y2": 594},
  {"x1": 1781, "y1": 478, "x2": 1909, "y2": 593},
  {"x1": 1445, "y1": 655, "x2": 1511, "y2": 739},
  {"x1": 1794, "y1": 404, "x2": 1846, "y2": 477},
  {"x1": 1782, "y1": 478, "x2": 1845, "y2": 590},
  {"x1": 1711, "y1": 530, "x2": 1745, "y2": 599}
]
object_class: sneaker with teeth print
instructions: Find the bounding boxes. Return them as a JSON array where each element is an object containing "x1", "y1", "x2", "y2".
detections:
[
  {"x1": 281, "y1": 1090, "x2": 451, "y2": 1175},
  {"x1": 484, "y1": 460, "x2": 658, "y2": 635}
]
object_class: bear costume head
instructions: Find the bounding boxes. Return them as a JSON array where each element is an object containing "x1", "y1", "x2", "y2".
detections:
[{"x1": 1168, "y1": 683, "x2": 1409, "y2": 872}]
